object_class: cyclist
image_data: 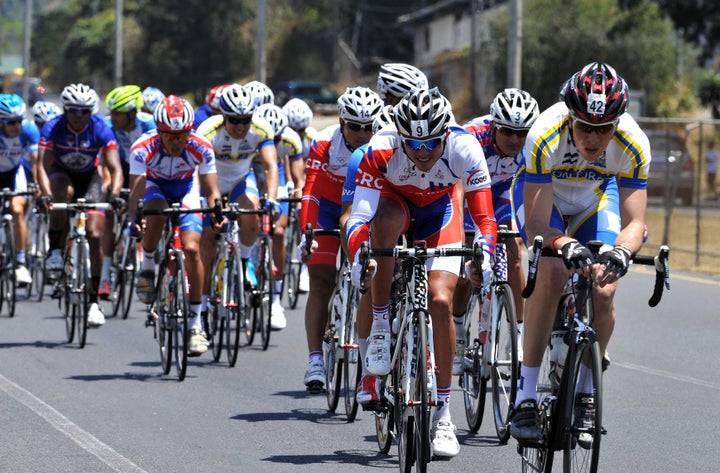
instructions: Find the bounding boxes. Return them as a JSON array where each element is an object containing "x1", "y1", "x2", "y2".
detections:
[
  {"x1": 197, "y1": 84, "x2": 279, "y2": 329},
  {"x1": 451, "y1": 88, "x2": 539, "y2": 374},
  {"x1": 507, "y1": 62, "x2": 650, "y2": 444},
  {"x1": 253, "y1": 103, "x2": 302, "y2": 328},
  {"x1": 98, "y1": 85, "x2": 156, "y2": 299},
  {"x1": 346, "y1": 87, "x2": 497, "y2": 458},
  {"x1": 0, "y1": 93, "x2": 39, "y2": 286},
  {"x1": 282, "y1": 97, "x2": 316, "y2": 293},
  {"x1": 376, "y1": 62, "x2": 428, "y2": 106},
  {"x1": 38, "y1": 83, "x2": 123, "y2": 327},
  {"x1": 141, "y1": 86, "x2": 165, "y2": 115},
  {"x1": 29, "y1": 100, "x2": 61, "y2": 184},
  {"x1": 194, "y1": 84, "x2": 230, "y2": 129},
  {"x1": 300, "y1": 86, "x2": 383, "y2": 393},
  {"x1": 130, "y1": 95, "x2": 222, "y2": 357}
]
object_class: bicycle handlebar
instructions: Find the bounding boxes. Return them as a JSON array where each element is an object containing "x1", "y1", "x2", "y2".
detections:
[
  {"x1": 51, "y1": 201, "x2": 113, "y2": 211},
  {"x1": 522, "y1": 236, "x2": 671, "y2": 307}
]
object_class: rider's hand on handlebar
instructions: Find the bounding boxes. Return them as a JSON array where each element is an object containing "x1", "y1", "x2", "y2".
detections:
[
  {"x1": 596, "y1": 247, "x2": 629, "y2": 286},
  {"x1": 561, "y1": 240, "x2": 593, "y2": 275},
  {"x1": 465, "y1": 248, "x2": 492, "y2": 289},
  {"x1": 351, "y1": 248, "x2": 377, "y2": 289},
  {"x1": 297, "y1": 233, "x2": 318, "y2": 263}
]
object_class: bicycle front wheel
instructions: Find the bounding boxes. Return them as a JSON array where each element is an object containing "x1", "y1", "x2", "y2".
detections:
[
  {"x1": 256, "y1": 237, "x2": 273, "y2": 351},
  {"x1": 461, "y1": 292, "x2": 487, "y2": 433},
  {"x1": 413, "y1": 314, "x2": 430, "y2": 472},
  {"x1": 208, "y1": 249, "x2": 224, "y2": 362},
  {"x1": 0, "y1": 221, "x2": 16, "y2": 318},
  {"x1": 156, "y1": 260, "x2": 172, "y2": 375},
  {"x1": 343, "y1": 282, "x2": 360, "y2": 421},
  {"x1": 29, "y1": 214, "x2": 48, "y2": 302},
  {"x1": 491, "y1": 284, "x2": 518, "y2": 443},
  {"x1": 283, "y1": 214, "x2": 302, "y2": 309},
  {"x1": 75, "y1": 241, "x2": 90, "y2": 349},
  {"x1": 396, "y1": 322, "x2": 415, "y2": 473},
  {"x1": 225, "y1": 249, "x2": 245, "y2": 367},
  {"x1": 172, "y1": 255, "x2": 190, "y2": 381},
  {"x1": 562, "y1": 335, "x2": 603, "y2": 473}
]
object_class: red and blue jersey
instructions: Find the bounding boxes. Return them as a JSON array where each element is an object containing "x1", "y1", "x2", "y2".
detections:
[
  {"x1": 39, "y1": 114, "x2": 118, "y2": 174},
  {"x1": 128, "y1": 130, "x2": 216, "y2": 182}
]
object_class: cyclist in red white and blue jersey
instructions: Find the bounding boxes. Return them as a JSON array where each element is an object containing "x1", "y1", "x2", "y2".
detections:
[
  {"x1": 0, "y1": 93, "x2": 40, "y2": 285},
  {"x1": 38, "y1": 83, "x2": 123, "y2": 328},
  {"x1": 129, "y1": 95, "x2": 221, "y2": 357}
]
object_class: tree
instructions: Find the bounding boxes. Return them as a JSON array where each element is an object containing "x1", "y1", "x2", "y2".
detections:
[{"x1": 698, "y1": 70, "x2": 720, "y2": 119}]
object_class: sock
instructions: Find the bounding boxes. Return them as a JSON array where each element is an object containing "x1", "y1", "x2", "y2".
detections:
[
  {"x1": 141, "y1": 248, "x2": 156, "y2": 271},
  {"x1": 16, "y1": 250, "x2": 26, "y2": 265},
  {"x1": 273, "y1": 280, "x2": 283, "y2": 303},
  {"x1": 201, "y1": 295, "x2": 208, "y2": 312},
  {"x1": 100, "y1": 256, "x2": 112, "y2": 282},
  {"x1": 90, "y1": 276, "x2": 100, "y2": 303},
  {"x1": 515, "y1": 364, "x2": 540, "y2": 407},
  {"x1": 240, "y1": 242, "x2": 253, "y2": 260},
  {"x1": 453, "y1": 312, "x2": 466, "y2": 341},
  {"x1": 308, "y1": 350, "x2": 323, "y2": 366},
  {"x1": 371, "y1": 302, "x2": 391, "y2": 332},
  {"x1": 358, "y1": 337, "x2": 369, "y2": 376},
  {"x1": 189, "y1": 303, "x2": 203, "y2": 331},
  {"x1": 434, "y1": 386, "x2": 452, "y2": 421}
]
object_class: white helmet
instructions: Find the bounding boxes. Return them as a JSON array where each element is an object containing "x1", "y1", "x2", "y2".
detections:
[
  {"x1": 373, "y1": 105, "x2": 394, "y2": 134},
  {"x1": 142, "y1": 87, "x2": 166, "y2": 113},
  {"x1": 245, "y1": 80, "x2": 275, "y2": 108},
  {"x1": 218, "y1": 84, "x2": 256, "y2": 116},
  {"x1": 490, "y1": 88, "x2": 539, "y2": 129},
  {"x1": 254, "y1": 103, "x2": 288, "y2": 137},
  {"x1": 377, "y1": 63, "x2": 428, "y2": 102},
  {"x1": 336, "y1": 87, "x2": 383, "y2": 124},
  {"x1": 282, "y1": 98, "x2": 313, "y2": 131},
  {"x1": 394, "y1": 87, "x2": 453, "y2": 139},
  {"x1": 31, "y1": 100, "x2": 62, "y2": 125},
  {"x1": 60, "y1": 83, "x2": 98, "y2": 109}
]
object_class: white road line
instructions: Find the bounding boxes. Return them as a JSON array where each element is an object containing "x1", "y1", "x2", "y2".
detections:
[
  {"x1": 614, "y1": 361, "x2": 720, "y2": 391},
  {"x1": 0, "y1": 373, "x2": 147, "y2": 473}
]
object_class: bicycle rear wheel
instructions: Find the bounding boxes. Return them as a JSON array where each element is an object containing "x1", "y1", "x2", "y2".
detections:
[
  {"x1": 172, "y1": 255, "x2": 189, "y2": 381},
  {"x1": 0, "y1": 221, "x2": 16, "y2": 317},
  {"x1": 208, "y1": 250, "x2": 224, "y2": 361},
  {"x1": 461, "y1": 292, "x2": 487, "y2": 433},
  {"x1": 283, "y1": 213, "x2": 302, "y2": 309},
  {"x1": 323, "y1": 328, "x2": 341, "y2": 412},
  {"x1": 29, "y1": 213, "x2": 47, "y2": 302},
  {"x1": 256, "y1": 237, "x2": 273, "y2": 351},
  {"x1": 562, "y1": 336, "x2": 603, "y2": 473},
  {"x1": 374, "y1": 373, "x2": 395, "y2": 454},
  {"x1": 75, "y1": 241, "x2": 90, "y2": 349},
  {"x1": 225, "y1": 250, "x2": 245, "y2": 367},
  {"x1": 491, "y1": 284, "x2": 518, "y2": 443},
  {"x1": 111, "y1": 233, "x2": 136, "y2": 319}
]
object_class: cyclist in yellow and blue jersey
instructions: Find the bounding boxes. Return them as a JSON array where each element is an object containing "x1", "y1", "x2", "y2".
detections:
[
  {"x1": 508, "y1": 62, "x2": 651, "y2": 443},
  {"x1": 197, "y1": 84, "x2": 279, "y2": 325}
]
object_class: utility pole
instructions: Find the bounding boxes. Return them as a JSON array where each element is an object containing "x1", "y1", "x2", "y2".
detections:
[
  {"x1": 255, "y1": 0, "x2": 266, "y2": 83},
  {"x1": 114, "y1": 0, "x2": 123, "y2": 87},
  {"x1": 469, "y1": 0, "x2": 480, "y2": 113},
  {"x1": 507, "y1": 0, "x2": 522, "y2": 88},
  {"x1": 22, "y1": 0, "x2": 33, "y2": 103}
]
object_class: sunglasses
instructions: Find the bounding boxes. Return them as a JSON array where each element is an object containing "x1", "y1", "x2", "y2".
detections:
[
  {"x1": 2, "y1": 119, "x2": 23, "y2": 126},
  {"x1": 344, "y1": 121, "x2": 373, "y2": 133},
  {"x1": 495, "y1": 125, "x2": 529, "y2": 137},
  {"x1": 572, "y1": 118, "x2": 617, "y2": 135},
  {"x1": 227, "y1": 115, "x2": 252, "y2": 125},
  {"x1": 159, "y1": 130, "x2": 190, "y2": 141},
  {"x1": 403, "y1": 136, "x2": 444, "y2": 152},
  {"x1": 66, "y1": 107, "x2": 92, "y2": 116}
]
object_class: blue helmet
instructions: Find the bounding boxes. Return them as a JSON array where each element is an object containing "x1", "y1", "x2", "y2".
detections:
[{"x1": 0, "y1": 94, "x2": 27, "y2": 120}]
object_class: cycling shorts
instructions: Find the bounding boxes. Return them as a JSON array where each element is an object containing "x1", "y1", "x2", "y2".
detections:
[
  {"x1": 305, "y1": 197, "x2": 341, "y2": 266},
  {"x1": 48, "y1": 164, "x2": 105, "y2": 214},
  {"x1": 0, "y1": 166, "x2": 28, "y2": 194},
  {"x1": 145, "y1": 177, "x2": 202, "y2": 234}
]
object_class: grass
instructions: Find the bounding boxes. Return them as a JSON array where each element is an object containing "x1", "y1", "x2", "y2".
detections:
[{"x1": 644, "y1": 206, "x2": 720, "y2": 275}]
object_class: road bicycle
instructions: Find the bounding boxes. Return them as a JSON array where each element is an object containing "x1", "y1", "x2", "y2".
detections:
[
  {"x1": 309, "y1": 226, "x2": 361, "y2": 420},
  {"x1": 460, "y1": 225, "x2": 520, "y2": 442},
  {"x1": 278, "y1": 195, "x2": 303, "y2": 309},
  {"x1": 0, "y1": 188, "x2": 35, "y2": 316},
  {"x1": 247, "y1": 197, "x2": 277, "y2": 351},
  {"x1": 207, "y1": 201, "x2": 265, "y2": 366},
  {"x1": 141, "y1": 202, "x2": 221, "y2": 381},
  {"x1": 50, "y1": 199, "x2": 113, "y2": 348},
  {"x1": 108, "y1": 189, "x2": 139, "y2": 319},
  {"x1": 360, "y1": 240, "x2": 483, "y2": 473},
  {"x1": 518, "y1": 238, "x2": 670, "y2": 473}
]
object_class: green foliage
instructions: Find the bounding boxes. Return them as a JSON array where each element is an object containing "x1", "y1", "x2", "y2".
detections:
[{"x1": 698, "y1": 70, "x2": 720, "y2": 119}]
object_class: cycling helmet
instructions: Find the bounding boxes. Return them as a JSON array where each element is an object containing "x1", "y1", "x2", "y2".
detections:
[
  {"x1": 490, "y1": 88, "x2": 539, "y2": 129},
  {"x1": 218, "y1": 84, "x2": 255, "y2": 116},
  {"x1": 255, "y1": 103, "x2": 288, "y2": 137},
  {"x1": 336, "y1": 87, "x2": 383, "y2": 124},
  {"x1": 282, "y1": 98, "x2": 313, "y2": 131},
  {"x1": 373, "y1": 105, "x2": 394, "y2": 134},
  {"x1": 376, "y1": 63, "x2": 429, "y2": 101},
  {"x1": 564, "y1": 61, "x2": 628, "y2": 124},
  {"x1": 105, "y1": 85, "x2": 143, "y2": 112},
  {"x1": 142, "y1": 86, "x2": 166, "y2": 113},
  {"x1": 153, "y1": 95, "x2": 195, "y2": 132},
  {"x1": 31, "y1": 100, "x2": 61, "y2": 124},
  {"x1": 245, "y1": 80, "x2": 275, "y2": 108},
  {"x1": 0, "y1": 94, "x2": 27, "y2": 120},
  {"x1": 60, "y1": 83, "x2": 97, "y2": 109},
  {"x1": 205, "y1": 84, "x2": 231, "y2": 110},
  {"x1": 394, "y1": 87, "x2": 452, "y2": 139}
]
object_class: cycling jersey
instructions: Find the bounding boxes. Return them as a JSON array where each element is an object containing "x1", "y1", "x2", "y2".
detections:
[
  {"x1": 0, "y1": 119, "x2": 39, "y2": 174},
  {"x1": 197, "y1": 114, "x2": 274, "y2": 195},
  {"x1": 341, "y1": 143, "x2": 367, "y2": 204},
  {"x1": 512, "y1": 102, "x2": 650, "y2": 243},
  {"x1": 193, "y1": 104, "x2": 216, "y2": 129},
  {"x1": 276, "y1": 126, "x2": 303, "y2": 216},
  {"x1": 346, "y1": 124, "x2": 497, "y2": 261},
  {"x1": 39, "y1": 114, "x2": 118, "y2": 175},
  {"x1": 104, "y1": 111, "x2": 156, "y2": 162},
  {"x1": 299, "y1": 126, "x2": 318, "y2": 160}
]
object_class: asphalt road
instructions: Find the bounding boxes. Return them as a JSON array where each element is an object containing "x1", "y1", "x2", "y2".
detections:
[{"x1": 0, "y1": 264, "x2": 717, "y2": 473}]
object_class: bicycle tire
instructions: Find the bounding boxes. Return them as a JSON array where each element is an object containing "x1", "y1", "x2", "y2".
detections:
[
  {"x1": 324, "y1": 330, "x2": 341, "y2": 412},
  {"x1": 1, "y1": 220, "x2": 16, "y2": 317},
  {"x1": 283, "y1": 213, "x2": 302, "y2": 309},
  {"x1": 109, "y1": 234, "x2": 124, "y2": 318},
  {"x1": 343, "y1": 282, "x2": 360, "y2": 422},
  {"x1": 562, "y1": 336, "x2": 603, "y2": 473},
  {"x1": 413, "y1": 312, "x2": 430, "y2": 472},
  {"x1": 172, "y1": 254, "x2": 189, "y2": 381},
  {"x1": 396, "y1": 320, "x2": 415, "y2": 473},
  {"x1": 156, "y1": 258, "x2": 172, "y2": 375},
  {"x1": 62, "y1": 263, "x2": 75, "y2": 344},
  {"x1": 461, "y1": 292, "x2": 487, "y2": 433},
  {"x1": 112, "y1": 232, "x2": 137, "y2": 320},
  {"x1": 257, "y1": 236, "x2": 273, "y2": 351},
  {"x1": 29, "y1": 213, "x2": 48, "y2": 302},
  {"x1": 491, "y1": 284, "x2": 518, "y2": 444},
  {"x1": 208, "y1": 249, "x2": 224, "y2": 361},
  {"x1": 75, "y1": 240, "x2": 90, "y2": 349},
  {"x1": 226, "y1": 249, "x2": 245, "y2": 367}
]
